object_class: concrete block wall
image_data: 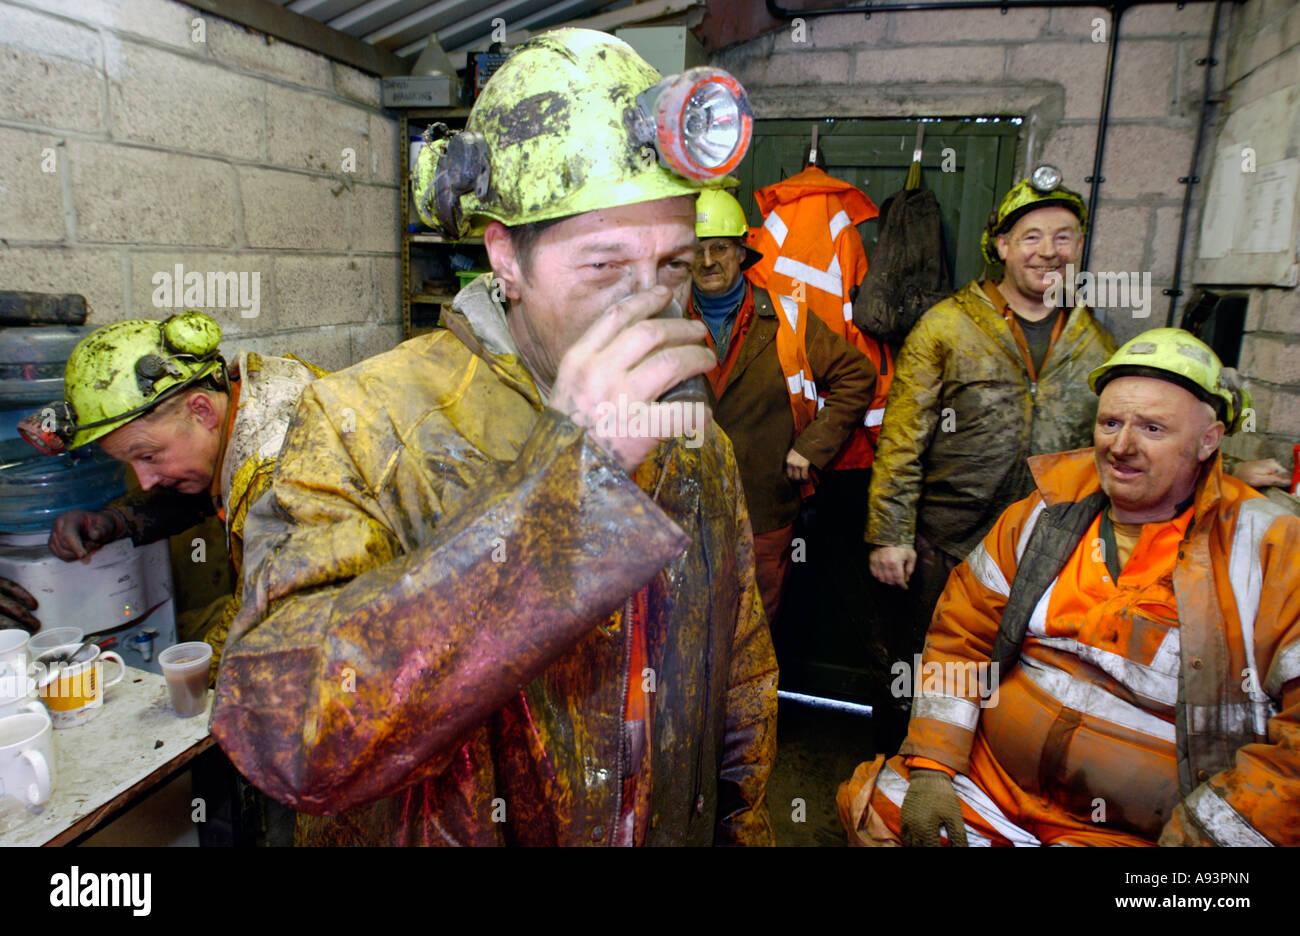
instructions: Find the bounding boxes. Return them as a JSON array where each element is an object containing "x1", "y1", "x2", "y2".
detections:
[
  {"x1": 710, "y1": 3, "x2": 1222, "y2": 346},
  {"x1": 1216, "y1": 0, "x2": 1300, "y2": 470},
  {"x1": 0, "y1": 0, "x2": 402, "y2": 373}
]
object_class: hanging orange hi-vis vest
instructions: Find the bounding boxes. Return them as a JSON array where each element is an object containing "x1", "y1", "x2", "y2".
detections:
[{"x1": 747, "y1": 166, "x2": 892, "y2": 470}]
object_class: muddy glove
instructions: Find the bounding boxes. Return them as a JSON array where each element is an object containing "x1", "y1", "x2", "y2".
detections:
[
  {"x1": 900, "y1": 768, "x2": 968, "y2": 847},
  {"x1": 48, "y1": 508, "x2": 128, "y2": 561},
  {"x1": 0, "y1": 577, "x2": 40, "y2": 633}
]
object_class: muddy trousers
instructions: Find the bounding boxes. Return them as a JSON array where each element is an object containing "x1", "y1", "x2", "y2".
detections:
[{"x1": 870, "y1": 533, "x2": 960, "y2": 757}]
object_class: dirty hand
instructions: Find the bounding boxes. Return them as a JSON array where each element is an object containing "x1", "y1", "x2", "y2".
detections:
[
  {"x1": 900, "y1": 769, "x2": 968, "y2": 847},
  {"x1": 0, "y1": 576, "x2": 40, "y2": 633},
  {"x1": 550, "y1": 285, "x2": 715, "y2": 473},
  {"x1": 870, "y1": 545, "x2": 917, "y2": 588},
  {"x1": 1233, "y1": 458, "x2": 1291, "y2": 490},
  {"x1": 48, "y1": 508, "x2": 127, "y2": 561},
  {"x1": 785, "y1": 449, "x2": 812, "y2": 483}
]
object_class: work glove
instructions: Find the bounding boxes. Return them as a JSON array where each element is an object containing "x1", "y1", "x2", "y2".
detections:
[
  {"x1": 900, "y1": 768, "x2": 968, "y2": 847},
  {"x1": 0, "y1": 576, "x2": 40, "y2": 633},
  {"x1": 48, "y1": 509, "x2": 128, "y2": 561}
]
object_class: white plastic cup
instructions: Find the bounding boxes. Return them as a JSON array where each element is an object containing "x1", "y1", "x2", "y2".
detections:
[
  {"x1": 157, "y1": 642, "x2": 212, "y2": 717},
  {"x1": 27, "y1": 627, "x2": 84, "y2": 659}
]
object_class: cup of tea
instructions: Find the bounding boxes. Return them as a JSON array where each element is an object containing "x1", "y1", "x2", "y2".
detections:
[
  {"x1": 157, "y1": 642, "x2": 213, "y2": 718},
  {"x1": 35, "y1": 643, "x2": 125, "y2": 729},
  {"x1": 0, "y1": 709, "x2": 55, "y2": 806}
]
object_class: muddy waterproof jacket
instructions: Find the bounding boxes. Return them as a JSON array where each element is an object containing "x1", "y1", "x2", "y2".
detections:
[
  {"x1": 867, "y1": 280, "x2": 1115, "y2": 560},
  {"x1": 899, "y1": 449, "x2": 1300, "y2": 845},
  {"x1": 210, "y1": 276, "x2": 779, "y2": 846}
]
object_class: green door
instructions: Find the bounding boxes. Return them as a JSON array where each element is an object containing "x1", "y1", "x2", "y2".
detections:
[{"x1": 732, "y1": 118, "x2": 1021, "y2": 288}]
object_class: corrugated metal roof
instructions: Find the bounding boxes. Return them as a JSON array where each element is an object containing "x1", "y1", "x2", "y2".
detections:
[{"x1": 275, "y1": 0, "x2": 628, "y2": 63}]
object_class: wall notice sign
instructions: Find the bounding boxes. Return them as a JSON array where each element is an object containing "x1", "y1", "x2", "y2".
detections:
[
  {"x1": 1194, "y1": 85, "x2": 1300, "y2": 287},
  {"x1": 1237, "y1": 159, "x2": 1299, "y2": 255}
]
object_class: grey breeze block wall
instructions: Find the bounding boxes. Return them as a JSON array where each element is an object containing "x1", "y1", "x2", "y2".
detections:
[
  {"x1": 0, "y1": 0, "x2": 402, "y2": 373},
  {"x1": 713, "y1": 0, "x2": 1299, "y2": 468},
  {"x1": 1217, "y1": 0, "x2": 1300, "y2": 469}
]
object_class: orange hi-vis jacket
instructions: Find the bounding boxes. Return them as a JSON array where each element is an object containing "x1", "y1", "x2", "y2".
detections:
[
  {"x1": 747, "y1": 167, "x2": 891, "y2": 470},
  {"x1": 840, "y1": 448, "x2": 1300, "y2": 846}
]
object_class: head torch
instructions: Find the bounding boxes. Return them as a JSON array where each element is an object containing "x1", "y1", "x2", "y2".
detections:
[
  {"x1": 16, "y1": 356, "x2": 225, "y2": 457},
  {"x1": 632, "y1": 68, "x2": 754, "y2": 180}
]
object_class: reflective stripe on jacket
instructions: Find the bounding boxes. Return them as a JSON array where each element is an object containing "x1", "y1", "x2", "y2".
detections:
[
  {"x1": 747, "y1": 166, "x2": 885, "y2": 470},
  {"x1": 867, "y1": 280, "x2": 1116, "y2": 560},
  {"x1": 901, "y1": 448, "x2": 1300, "y2": 845}
]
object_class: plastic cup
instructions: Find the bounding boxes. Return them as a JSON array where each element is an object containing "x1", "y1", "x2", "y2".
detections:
[
  {"x1": 157, "y1": 642, "x2": 212, "y2": 718},
  {"x1": 27, "y1": 627, "x2": 83, "y2": 660}
]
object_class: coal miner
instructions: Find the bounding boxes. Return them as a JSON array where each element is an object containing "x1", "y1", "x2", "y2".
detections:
[
  {"x1": 210, "y1": 29, "x2": 778, "y2": 846},
  {"x1": 18, "y1": 312, "x2": 322, "y2": 683}
]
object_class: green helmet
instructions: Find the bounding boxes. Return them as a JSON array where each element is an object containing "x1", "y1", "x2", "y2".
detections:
[
  {"x1": 1088, "y1": 327, "x2": 1250, "y2": 434},
  {"x1": 412, "y1": 28, "x2": 753, "y2": 236},
  {"x1": 980, "y1": 165, "x2": 1088, "y2": 265},
  {"x1": 18, "y1": 312, "x2": 225, "y2": 454}
]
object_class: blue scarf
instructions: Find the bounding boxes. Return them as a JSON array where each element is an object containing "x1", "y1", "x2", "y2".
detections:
[{"x1": 693, "y1": 276, "x2": 747, "y2": 355}]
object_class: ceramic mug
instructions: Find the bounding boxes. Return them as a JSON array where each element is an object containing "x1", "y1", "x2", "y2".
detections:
[
  {"x1": 36, "y1": 644, "x2": 125, "y2": 729},
  {"x1": 0, "y1": 677, "x2": 45, "y2": 720},
  {"x1": 0, "y1": 710, "x2": 55, "y2": 806},
  {"x1": 0, "y1": 630, "x2": 31, "y2": 701}
]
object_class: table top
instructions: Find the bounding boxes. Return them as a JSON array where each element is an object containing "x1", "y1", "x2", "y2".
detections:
[{"x1": 0, "y1": 665, "x2": 214, "y2": 847}]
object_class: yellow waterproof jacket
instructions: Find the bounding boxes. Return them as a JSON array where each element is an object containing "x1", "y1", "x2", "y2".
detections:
[
  {"x1": 867, "y1": 281, "x2": 1115, "y2": 560},
  {"x1": 210, "y1": 277, "x2": 779, "y2": 846}
]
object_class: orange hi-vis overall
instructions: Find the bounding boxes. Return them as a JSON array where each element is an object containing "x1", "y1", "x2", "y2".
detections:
[
  {"x1": 747, "y1": 167, "x2": 891, "y2": 468},
  {"x1": 840, "y1": 449, "x2": 1300, "y2": 846}
]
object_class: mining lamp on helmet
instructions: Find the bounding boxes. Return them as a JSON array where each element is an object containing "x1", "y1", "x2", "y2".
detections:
[
  {"x1": 632, "y1": 68, "x2": 754, "y2": 180},
  {"x1": 1029, "y1": 165, "x2": 1063, "y2": 194}
]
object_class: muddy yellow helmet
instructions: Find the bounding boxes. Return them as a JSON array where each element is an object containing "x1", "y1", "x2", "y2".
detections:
[
  {"x1": 1088, "y1": 327, "x2": 1250, "y2": 434},
  {"x1": 412, "y1": 28, "x2": 753, "y2": 237},
  {"x1": 981, "y1": 165, "x2": 1088, "y2": 265},
  {"x1": 17, "y1": 312, "x2": 225, "y2": 454}
]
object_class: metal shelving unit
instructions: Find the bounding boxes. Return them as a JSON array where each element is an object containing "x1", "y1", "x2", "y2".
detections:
[{"x1": 398, "y1": 108, "x2": 488, "y2": 339}]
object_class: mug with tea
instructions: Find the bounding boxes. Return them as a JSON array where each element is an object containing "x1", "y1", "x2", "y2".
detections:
[
  {"x1": 0, "y1": 709, "x2": 56, "y2": 806},
  {"x1": 35, "y1": 643, "x2": 126, "y2": 729}
]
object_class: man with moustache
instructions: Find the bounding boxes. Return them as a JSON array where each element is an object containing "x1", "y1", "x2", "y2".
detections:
[{"x1": 840, "y1": 329, "x2": 1300, "y2": 846}]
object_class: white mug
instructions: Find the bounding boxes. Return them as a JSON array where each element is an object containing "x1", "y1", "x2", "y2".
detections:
[
  {"x1": 36, "y1": 644, "x2": 126, "y2": 729},
  {"x1": 0, "y1": 710, "x2": 55, "y2": 806},
  {"x1": 0, "y1": 630, "x2": 31, "y2": 701},
  {"x1": 0, "y1": 678, "x2": 44, "y2": 720}
]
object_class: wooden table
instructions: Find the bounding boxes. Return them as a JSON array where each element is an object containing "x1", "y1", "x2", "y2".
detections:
[{"x1": 0, "y1": 665, "x2": 215, "y2": 846}]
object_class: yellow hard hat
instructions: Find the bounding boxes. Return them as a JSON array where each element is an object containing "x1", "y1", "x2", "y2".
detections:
[
  {"x1": 411, "y1": 28, "x2": 753, "y2": 236},
  {"x1": 17, "y1": 312, "x2": 225, "y2": 454},
  {"x1": 981, "y1": 165, "x2": 1087, "y2": 265},
  {"x1": 695, "y1": 189, "x2": 763, "y2": 269},
  {"x1": 1088, "y1": 327, "x2": 1250, "y2": 434}
]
